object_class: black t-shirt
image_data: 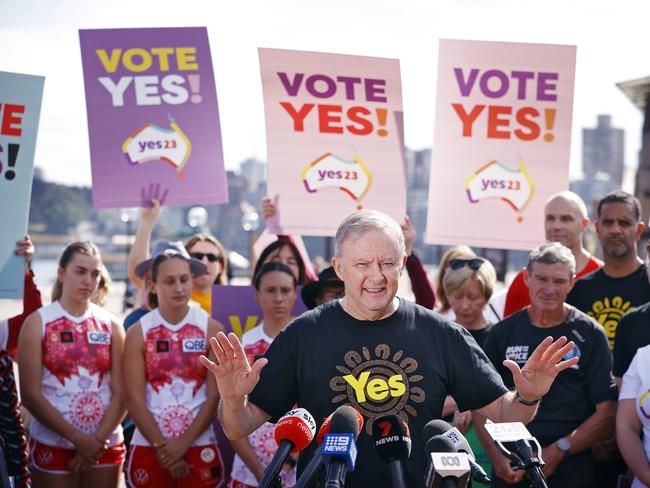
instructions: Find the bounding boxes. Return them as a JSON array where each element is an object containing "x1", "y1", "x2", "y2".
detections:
[
  {"x1": 613, "y1": 301, "x2": 650, "y2": 377},
  {"x1": 249, "y1": 298, "x2": 508, "y2": 488},
  {"x1": 566, "y1": 264, "x2": 650, "y2": 350},
  {"x1": 484, "y1": 307, "x2": 617, "y2": 444},
  {"x1": 467, "y1": 324, "x2": 493, "y2": 351}
]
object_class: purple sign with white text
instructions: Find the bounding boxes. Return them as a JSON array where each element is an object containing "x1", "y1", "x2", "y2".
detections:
[{"x1": 79, "y1": 27, "x2": 228, "y2": 208}]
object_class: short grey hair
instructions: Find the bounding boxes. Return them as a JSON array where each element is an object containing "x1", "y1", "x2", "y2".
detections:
[
  {"x1": 526, "y1": 242, "x2": 576, "y2": 277},
  {"x1": 335, "y1": 210, "x2": 405, "y2": 257}
]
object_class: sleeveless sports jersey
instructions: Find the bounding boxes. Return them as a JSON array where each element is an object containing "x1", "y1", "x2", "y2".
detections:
[
  {"x1": 31, "y1": 301, "x2": 123, "y2": 449},
  {"x1": 230, "y1": 325, "x2": 296, "y2": 487},
  {"x1": 131, "y1": 306, "x2": 216, "y2": 446}
]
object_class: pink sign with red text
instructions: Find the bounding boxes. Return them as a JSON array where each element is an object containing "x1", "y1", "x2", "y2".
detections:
[
  {"x1": 259, "y1": 48, "x2": 406, "y2": 236},
  {"x1": 426, "y1": 39, "x2": 576, "y2": 250}
]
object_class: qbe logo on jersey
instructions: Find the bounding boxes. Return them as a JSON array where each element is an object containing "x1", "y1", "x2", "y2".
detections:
[
  {"x1": 182, "y1": 338, "x2": 206, "y2": 352},
  {"x1": 87, "y1": 330, "x2": 111, "y2": 345}
]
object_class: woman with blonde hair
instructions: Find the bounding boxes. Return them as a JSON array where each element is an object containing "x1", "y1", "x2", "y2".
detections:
[
  {"x1": 19, "y1": 241, "x2": 125, "y2": 487},
  {"x1": 434, "y1": 245, "x2": 475, "y2": 316},
  {"x1": 127, "y1": 199, "x2": 228, "y2": 315}
]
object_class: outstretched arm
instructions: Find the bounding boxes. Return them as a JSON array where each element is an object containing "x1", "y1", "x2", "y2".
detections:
[
  {"x1": 476, "y1": 336, "x2": 578, "y2": 423},
  {"x1": 199, "y1": 332, "x2": 270, "y2": 440},
  {"x1": 127, "y1": 198, "x2": 162, "y2": 290}
]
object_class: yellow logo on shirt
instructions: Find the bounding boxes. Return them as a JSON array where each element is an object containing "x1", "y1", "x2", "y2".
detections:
[
  {"x1": 343, "y1": 372, "x2": 406, "y2": 403},
  {"x1": 330, "y1": 344, "x2": 425, "y2": 434},
  {"x1": 587, "y1": 296, "x2": 635, "y2": 349}
]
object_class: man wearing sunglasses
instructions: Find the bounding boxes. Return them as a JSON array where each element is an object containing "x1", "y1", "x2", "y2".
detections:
[{"x1": 503, "y1": 191, "x2": 602, "y2": 318}]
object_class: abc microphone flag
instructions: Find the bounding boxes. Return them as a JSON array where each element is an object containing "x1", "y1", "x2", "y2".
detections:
[{"x1": 258, "y1": 408, "x2": 316, "y2": 488}]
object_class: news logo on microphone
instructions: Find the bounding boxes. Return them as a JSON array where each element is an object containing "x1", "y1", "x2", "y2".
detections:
[{"x1": 322, "y1": 433, "x2": 357, "y2": 470}]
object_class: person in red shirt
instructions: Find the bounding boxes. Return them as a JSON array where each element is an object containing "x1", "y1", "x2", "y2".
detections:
[{"x1": 504, "y1": 191, "x2": 602, "y2": 318}]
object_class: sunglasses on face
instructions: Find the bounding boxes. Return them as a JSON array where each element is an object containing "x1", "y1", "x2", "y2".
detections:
[
  {"x1": 190, "y1": 252, "x2": 221, "y2": 263},
  {"x1": 449, "y1": 258, "x2": 484, "y2": 271}
]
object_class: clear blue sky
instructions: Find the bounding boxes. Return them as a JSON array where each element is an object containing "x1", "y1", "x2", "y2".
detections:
[{"x1": 1, "y1": 0, "x2": 647, "y2": 186}]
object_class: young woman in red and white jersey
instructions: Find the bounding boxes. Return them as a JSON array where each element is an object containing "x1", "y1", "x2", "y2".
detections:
[
  {"x1": 123, "y1": 248, "x2": 225, "y2": 487},
  {"x1": 229, "y1": 262, "x2": 298, "y2": 488},
  {"x1": 18, "y1": 241, "x2": 126, "y2": 487}
]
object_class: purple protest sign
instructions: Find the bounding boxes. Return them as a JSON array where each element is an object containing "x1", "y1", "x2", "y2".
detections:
[
  {"x1": 79, "y1": 27, "x2": 228, "y2": 208},
  {"x1": 211, "y1": 285, "x2": 307, "y2": 336}
]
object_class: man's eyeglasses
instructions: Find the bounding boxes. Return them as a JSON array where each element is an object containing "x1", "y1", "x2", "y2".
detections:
[
  {"x1": 190, "y1": 252, "x2": 221, "y2": 263},
  {"x1": 449, "y1": 258, "x2": 484, "y2": 271}
]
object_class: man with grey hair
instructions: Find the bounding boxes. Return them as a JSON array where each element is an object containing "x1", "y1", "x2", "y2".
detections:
[
  {"x1": 475, "y1": 242, "x2": 617, "y2": 488},
  {"x1": 503, "y1": 191, "x2": 603, "y2": 317},
  {"x1": 202, "y1": 211, "x2": 579, "y2": 488}
]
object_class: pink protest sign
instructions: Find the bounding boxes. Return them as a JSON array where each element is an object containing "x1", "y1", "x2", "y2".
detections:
[
  {"x1": 259, "y1": 48, "x2": 406, "y2": 236},
  {"x1": 426, "y1": 40, "x2": 576, "y2": 250},
  {"x1": 79, "y1": 27, "x2": 228, "y2": 208}
]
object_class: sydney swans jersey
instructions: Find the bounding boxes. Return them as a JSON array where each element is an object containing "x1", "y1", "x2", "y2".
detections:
[
  {"x1": 131, "y1": 306, "x2": 216, "y2": 446},
  {"x1": 231, "y1": 325, "x2": 296, "y2": 486},
  {"x1": 32, "y1": 302, "x2": 123, "y2": 448}
]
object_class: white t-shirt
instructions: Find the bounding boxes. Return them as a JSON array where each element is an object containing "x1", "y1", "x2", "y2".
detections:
[
  {"x1": 230, "y1": 324, "x2": 296, "y2": 487},
  {"x1": 619, "y1": 344, "x2": 650, "y2": 488}
]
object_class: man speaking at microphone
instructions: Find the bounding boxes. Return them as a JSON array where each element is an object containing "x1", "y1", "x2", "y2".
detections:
[{"x1": 201, "y1": 211, "x2": 579, "y2": 487}]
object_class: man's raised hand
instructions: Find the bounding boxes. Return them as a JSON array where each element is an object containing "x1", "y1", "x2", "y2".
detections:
[
  {"x1": 504, "y1": 336, "x2": 579, "y2": 402},
  {"x1": 200, "y1": 332, "x2": 268, "y2": 400}
]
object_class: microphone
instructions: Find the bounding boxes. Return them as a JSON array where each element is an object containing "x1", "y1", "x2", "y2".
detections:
[
  {"x1": 423, "y1": 419, "x2": 491, "y2": 485},
  {"x1": 321, "y1": 405, "x2": 362, "y2": 488},
  {"x1": 371, "y1": 413, "x2": 411, "y2": 488},
  {"x1": 484, "y1": 422, "x2": 548, "y2": 488},
  {"x1": 296, "y1": 409, "x2": 364, "y2": 488},
  {"x1": 258, "y1": 408, "x2": 316, "y2": 488},
  {"x1": 424, "y1": 435, "x2": 470, "y2": 488}
]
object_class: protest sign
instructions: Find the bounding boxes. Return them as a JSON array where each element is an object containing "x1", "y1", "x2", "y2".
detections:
[
  {"x1": 79, "y1": 27, "x2": 228, "y2": 208},
  {"x1": 259, "y1": 48, "x2": 406, "y2": 236},
  {"x1": 426, "y1": 40, "x2": 576, "y2": 250},
  {"x1": 0, "y1": 72, "x2": 44, "y2": 298},
  {"x1": 212, "y1": 285, "x2": 307, "y2": 337}
]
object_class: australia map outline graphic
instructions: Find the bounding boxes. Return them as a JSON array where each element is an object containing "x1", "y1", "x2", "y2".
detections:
[
  {"x1": 301, "y1": 152, "x2": 373, "y2": 210},
  {"x1": 122, "y1": 117, "x2": 192, "y2": 179},
  {"x1": 465, "y1": 160, "x2": 535, "y2": 222}
]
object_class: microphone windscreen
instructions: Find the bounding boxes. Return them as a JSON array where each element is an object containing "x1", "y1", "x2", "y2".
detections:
[
  {"x1": 316, "y1": 413, "x2": 334, "y2": 445},
  {"x1": 423, "y1": 419, "x2": 452, "y2": 442},
  {"x1": 426, "y1": 434, "x2": 456, "y2": 454},
  {"x1": 274, "y1": 408, "x2": 316, "y2": 453},
  {"x1": 371, "y1": 413, "x2": 412, "y2": 462},
  {"x1": 329, "y1": 405, "x2": 362, "y2": 438}
]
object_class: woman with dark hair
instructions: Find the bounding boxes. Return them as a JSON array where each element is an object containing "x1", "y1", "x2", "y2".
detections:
[
  {"x1": 18, "y1": 241, "x2": 125, "y2": 487},
  {"x1": 123, "y1": 248, "x2": 226, "y2": 487},
  {"x1": 252, "y1": 239, "x2": 307, "y2": 286},
  {"x1": 229, "y1": 262, "x2": 298, "y2": 487}
]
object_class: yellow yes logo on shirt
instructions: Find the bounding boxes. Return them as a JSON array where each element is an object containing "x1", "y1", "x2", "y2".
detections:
[{"x1": 329, "y1": 344, "x2": 425, "y2": 434}]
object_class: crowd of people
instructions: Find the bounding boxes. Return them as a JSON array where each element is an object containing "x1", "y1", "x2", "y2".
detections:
[{"x1": 0, "y1": 188, "x2": 649, "y2": 488}]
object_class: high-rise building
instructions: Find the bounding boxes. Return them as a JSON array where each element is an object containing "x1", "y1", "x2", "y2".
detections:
[
  {"x1": 572, "y1": 115, "x2": 625, "y2": 212},
  {"x1": 582, "y1": 114, "x2": 625, "y2": 186},
  {"x1": 618, "y1": 76, "x2": 650, "y2": 226}
]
